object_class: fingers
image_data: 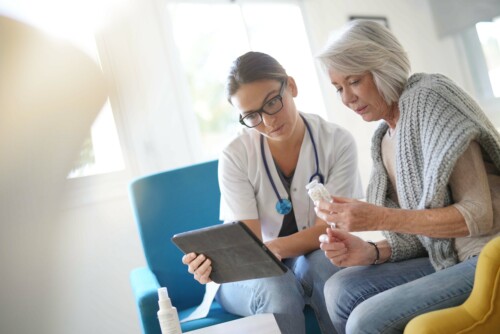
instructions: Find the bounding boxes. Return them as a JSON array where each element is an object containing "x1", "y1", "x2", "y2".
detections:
[
  {"x1": 328, "y1": 252, "x2": 350, "y2": 267},
  {"x1": 320, "y1": 239, "x2": 346, "y2": 252},
  {"x1": 314, "y1": 200, "x2": 343, "y2": 226},
  {"x1": 187, "y1": 254, "x2": 207, "y2": 273},
  {"x1": 182, "y1": 252, "x2": 196, "y2": 265},
  {"x1": 327, "y1": 227, "x2": 352, "y2": 241},
  {"x1": 321, "y1": 241, "x2": 349, "y2": 266},
  {"x1": 320, "y1": 230, "x2": 342, "y2": 243},
  {"x1": 314, "y1": 206, "x2": 340, "y2": 225},
  {"x1": 314, "y1": 199, "x2": 336, "y2": 212},
  {"x1": 193, "y1": 257, "x2": 212, "y2": 284},
  {"x1": 314, "y1": 197, "x2": 354, "y2": 211},
  {"x1": 331, "y1": 196, "x2": 357, "y2": 203},
  {"x1": 319, "y1": 233, "x2": 329, "y2": 243},
  {"x1": 183, "y1": 253, "x2": 213, "y2": 284}
]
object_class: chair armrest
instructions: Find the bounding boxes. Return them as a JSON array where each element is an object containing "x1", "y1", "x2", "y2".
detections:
[
  {"x1": 404, "y1": 236, "x2": 500, "y2": 333},
  {"x1": 130, "y1": 267, "x2": 161, "y2": 334}
]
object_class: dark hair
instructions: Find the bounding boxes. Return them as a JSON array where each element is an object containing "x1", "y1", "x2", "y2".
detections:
[{"x1": 225, "y1": 51, "x2": 288, "y2": 103}]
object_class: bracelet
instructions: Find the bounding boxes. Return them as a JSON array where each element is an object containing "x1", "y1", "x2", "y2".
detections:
[{"x1": 367, "y1": 241, "x2": 380, "y2": 265}]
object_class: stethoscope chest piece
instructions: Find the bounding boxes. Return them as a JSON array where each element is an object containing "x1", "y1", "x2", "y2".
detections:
[
  {"x1": 261, "y1": 115, "x2": 323, "y2": 215},
  {"x1": 275, "y1": 198, "x2": 292, "y2": 215}
]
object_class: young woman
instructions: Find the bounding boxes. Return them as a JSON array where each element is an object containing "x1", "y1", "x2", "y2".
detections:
[{"x1": 183, "y1": 51, "x2": 363, "y2": 334}]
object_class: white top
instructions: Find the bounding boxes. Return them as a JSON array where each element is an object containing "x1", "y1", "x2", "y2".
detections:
[{"x1": 219, "y1": 112, "x2": 364, "y2": 242}]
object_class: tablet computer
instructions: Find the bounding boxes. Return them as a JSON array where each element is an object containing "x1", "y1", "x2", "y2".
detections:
[{"x1": 171, "y1": 221, "x2": 288, "y2": 283}]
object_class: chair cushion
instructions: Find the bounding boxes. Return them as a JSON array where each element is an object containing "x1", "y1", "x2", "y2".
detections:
[{"x1": 179, "y1": 302, "x2": 241, "y2": 332}]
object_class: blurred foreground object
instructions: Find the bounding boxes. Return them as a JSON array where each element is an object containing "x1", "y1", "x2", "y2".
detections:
[{"x1": 0, "y1": 15, "x2": 107, "y2": 333}]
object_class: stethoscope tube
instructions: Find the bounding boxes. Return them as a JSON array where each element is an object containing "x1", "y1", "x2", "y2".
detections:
[
  {"x1": 261, "y1": 115, "x2": 324, "y2": 215},
  {"x1": 303, "y1": 115, "x2": 324, "y2": 184}
]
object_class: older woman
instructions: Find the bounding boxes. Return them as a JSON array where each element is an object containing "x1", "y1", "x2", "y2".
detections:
[{"x1": 314, "y1": 20, "x2": 500, "y2": 333}]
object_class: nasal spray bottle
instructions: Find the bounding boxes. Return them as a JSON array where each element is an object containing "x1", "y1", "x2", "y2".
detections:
[{"x1": 157, "y1": 287, "x2": 182, "y2": 334}]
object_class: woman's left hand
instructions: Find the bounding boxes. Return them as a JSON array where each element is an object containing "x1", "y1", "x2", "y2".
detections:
[
  {"x1": 319, "y1": 228, "x2": 377, "y2": 267},
  {"x1": 314, "y1": 196, "x2": 386, "y2": 231}
]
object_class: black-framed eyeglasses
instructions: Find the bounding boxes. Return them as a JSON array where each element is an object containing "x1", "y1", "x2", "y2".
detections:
[{"x1": 239, "y1": 80, "x2": 286, "y2": 128}]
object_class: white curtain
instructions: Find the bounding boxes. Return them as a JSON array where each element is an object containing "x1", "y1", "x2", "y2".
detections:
[{"x1": 98, "y1": 0, "x2": 202, "y2": 177}]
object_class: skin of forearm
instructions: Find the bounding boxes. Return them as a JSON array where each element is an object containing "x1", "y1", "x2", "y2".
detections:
[
  {"x1": 241, "y1": 219, "x2": 262, "y2": 240},
  {"x1": 382, "y1": 205, "x2": 469, "y2": 238},
  {"x1": 268, "y1": 223, "x2": 327, "y2": 259}
]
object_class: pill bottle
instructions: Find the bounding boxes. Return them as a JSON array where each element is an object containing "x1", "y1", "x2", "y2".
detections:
[
  {"x1": 306, "y1": 179, "x2": 332, "y2": 203},
  {"x1": 306, "y1": 180, "x2": 336, "y2": 228}
]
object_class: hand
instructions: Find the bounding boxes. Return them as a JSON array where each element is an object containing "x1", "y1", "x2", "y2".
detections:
[
  {"x1": 182, "y1": 252, "x2": 213, "y2": 284},
  {"x1": 319, "y1": 228, "x2": 377, "y2": 267},
  {"x1": 264, "y1": 239, "x2": 283, "y2": 261},
  {"x1": 315, "y1": 196, "x2": 386, "y2": 231}
]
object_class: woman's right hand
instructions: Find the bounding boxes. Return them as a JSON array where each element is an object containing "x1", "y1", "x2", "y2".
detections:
[
  {"x1": 182, "y1": 252, "x2": 213, "y2": 284},
  {"x1": 264, "y1": 239, "x2": 283, "y2": 261}
]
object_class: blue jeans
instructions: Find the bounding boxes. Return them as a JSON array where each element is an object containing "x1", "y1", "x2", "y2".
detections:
[
  {"x1": 216, "y1": 249, "x2": 339, "y2": 334},
  {"x1": 324, "y1": 256, "x2": 478, "y2": 334}
]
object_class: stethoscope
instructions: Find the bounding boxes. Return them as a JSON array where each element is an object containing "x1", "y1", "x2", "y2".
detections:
[{"x1": 260, "y1": 115, "x2": 324, "y2": 215}]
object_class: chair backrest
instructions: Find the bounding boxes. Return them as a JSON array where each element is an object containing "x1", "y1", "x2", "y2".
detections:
[{"x1": 129, "y1": 160, "x2": 220, "y2": 310}]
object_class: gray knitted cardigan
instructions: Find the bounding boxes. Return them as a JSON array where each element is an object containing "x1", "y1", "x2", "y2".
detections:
[{"x1": 367, "y1": 73, "x2": 500, "y2": 271}]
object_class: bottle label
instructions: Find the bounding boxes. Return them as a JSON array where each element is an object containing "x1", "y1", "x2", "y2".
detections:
[{"x1": 158, "y1": 311, "x2": 182, "y2": 334}]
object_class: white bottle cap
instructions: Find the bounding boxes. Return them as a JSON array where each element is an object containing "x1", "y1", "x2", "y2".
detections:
[
  {"x1": 305, "y1": 179, "x2": 319, "y2": 190},
  {"x1": 158, "y1": 287, "x2": 169, "y2": 301},
  {"x1": 158, "y1": 287, "x2": 173, "y2": 308}
]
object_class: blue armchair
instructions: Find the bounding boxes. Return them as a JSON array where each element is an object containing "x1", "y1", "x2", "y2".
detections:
[{"x1": 129, "y1": 160, "x2": 321, "y2": 333}]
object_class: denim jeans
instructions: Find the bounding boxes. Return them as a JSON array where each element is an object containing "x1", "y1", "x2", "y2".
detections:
[
  {"x1": 324, "y1": 256, "x2": 478, "y2": 334},
  {"x1": 216, "y1": 249, "x2": 339, "y2": 334}
]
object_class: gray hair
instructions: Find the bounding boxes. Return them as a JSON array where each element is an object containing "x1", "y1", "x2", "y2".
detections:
[
  {"x1": 225, "y1": 51, "x2": 288, "y2": 103},
  {"x1": 317, "y1": 20, "x2": 410, "y2": 105}
]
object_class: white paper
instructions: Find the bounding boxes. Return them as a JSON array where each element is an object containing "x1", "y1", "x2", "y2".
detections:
[
  {"x1": 184, "y1": 313, "x2": 280, "y2": 334},
  {"x1": 180, "y1": 282, "x2": 220, "y2": 323}
]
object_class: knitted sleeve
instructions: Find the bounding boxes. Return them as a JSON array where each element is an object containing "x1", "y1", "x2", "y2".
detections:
[{"x1": 382, "y1": 231, "x2": 428, "y2": 262}]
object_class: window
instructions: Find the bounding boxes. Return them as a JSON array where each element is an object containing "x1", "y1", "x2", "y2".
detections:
[
  {"x1": 459, "y1": 15, "x2": 500, "y2": 132},
  {"x1": 167, "y1": 0, "x2": 326, "y2": 159},
  {"x1": 67, "y1": 35, "x2": 125, "y2": 178},
  {"x1": 460, "y1": 16, "x2": 500, "y2": 102},
  {"x1": 476, "y1": 17, "x2": 500, "y2": 98},
  {"x1": 68, "y1": 100, "x2": 125, "y2": 178}
]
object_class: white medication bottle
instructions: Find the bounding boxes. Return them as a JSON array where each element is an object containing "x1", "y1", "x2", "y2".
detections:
[
  {"x1": 306, "y1": 180, "x2": 336, "y2": 229},
  {"x1": 306, "y1": 179, "x2": 332, "y2": 203},
  {"x1": 157, "y1": 287, "x2": 182, "y2": 334}
]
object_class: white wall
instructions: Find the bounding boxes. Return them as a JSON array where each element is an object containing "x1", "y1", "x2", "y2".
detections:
[
  {"x1": 1, "y1": 1, "x2": 474, "y2": 334},
  {"x1": 52, "y1": 185, "x2": 144, "y2": 334}
]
